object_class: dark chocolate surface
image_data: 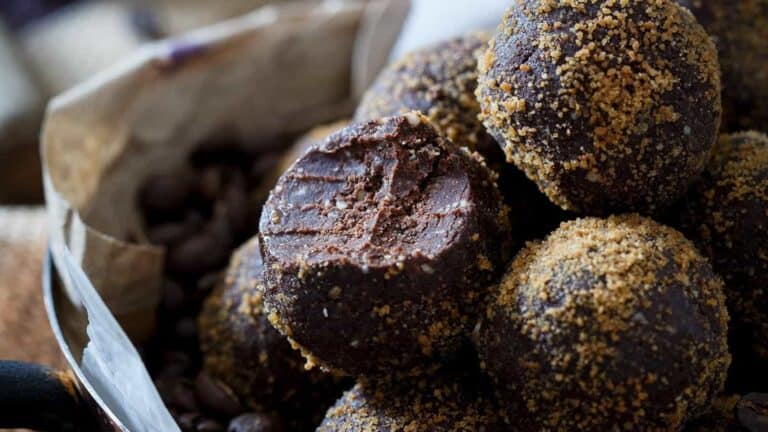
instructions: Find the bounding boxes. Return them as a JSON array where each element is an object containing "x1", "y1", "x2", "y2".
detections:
[
  {"x1": 198, "y1": 237, "x2": 344, "y2": 428},
  {"x1": 675, "y1": 132, "x2": 768, "y2": 363},
  {"x1": 259, "y1": 113, "x2": 512, "y2": 376}
]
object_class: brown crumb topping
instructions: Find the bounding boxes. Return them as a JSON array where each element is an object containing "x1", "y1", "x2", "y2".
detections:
[
  {"x1": 477, "y1": 214, "x2": 730, "y2": 430},
  {"x1": 477, "y1": 0, "x2": 721, "y2": 213}
]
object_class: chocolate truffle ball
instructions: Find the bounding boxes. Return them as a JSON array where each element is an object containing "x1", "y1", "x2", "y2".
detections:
[
  {"x1": 477, "y1": 0, "x2": 721, "y2": 214},
  {"x1": 198, "y1": 237, "x2": 337, "y2": 413},
  {"x1": 677, "y1": 1, "x2": 768, "y2": 132},
  {"x1": 475, "y1": 215, "x2": 730, "y2": 431},
  {"x1": 259, "y1": 113, "x2": 512, "y2": 376},
  {"x1": 316, "y1": 377, "x2": 499, "y2": 432},
  {"x1": 355, "y1": 33, "x2": 503, "y2": 166},
  {"x1": 676, "y1": 132, "x2": 768, "y2": 359}
]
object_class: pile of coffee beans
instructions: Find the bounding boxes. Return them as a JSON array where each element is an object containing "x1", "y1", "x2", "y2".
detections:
[{"x1": 139, "y1": 138, "x2": 292, "y2": 432}]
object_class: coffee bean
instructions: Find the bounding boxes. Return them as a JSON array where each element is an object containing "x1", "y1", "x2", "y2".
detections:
[
  {"x1": 228, "y1": 413, "x2": 285, "y2": 432},
  {"x1": 196, "y1": 272, "x2": 221, "y2": 296},
  {"x1": 167, "y1": 232, "x2": 229, "y2": 275},
  {"x1": 175, "y1": 318, "x2": 199, "y2": 344},
  {"x1": 161, "y1": 280, "x2": 188, "y2": 315},
  {"x1": 197, "y1": 419, "x2": 226, "y2": 432},
  {"x1": 166, "y1": 379, "x2": 198, "y2": 412},
  {"x1": 148, "y1": 221, "x2": 196, "y2": 246},
  {"x1": 195, "y1": 370, "x2": 243, "y2": 417},
  {"x1": 140, "y1": 171, "x2": 196, "y2": 216},
  {"x1": 178, "y1": 412, "x2": 201, "y2": 432},
  {"x1": 738, "y1": 393, "x2": 768, "y2": 432},
  {"x1": 223, "y1": 179, "x2": 248, "y2": 235},
  {"x1": 199, "y1": 167, "x2": 224, "y2": 201}
]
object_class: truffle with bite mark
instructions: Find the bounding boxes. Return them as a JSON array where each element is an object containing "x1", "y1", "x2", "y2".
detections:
[{"x1": 259, "y1": 113, "x2": 512, "y2": 377}]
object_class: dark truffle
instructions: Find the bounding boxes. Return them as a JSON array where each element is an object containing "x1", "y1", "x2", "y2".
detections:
[
  {"x1": 259, "y1": 113, "x2": 512, "y2": 376},
  {"x1": 475, "y1": 215, "x2": 730, "y2": 431},
  {"x1": 477, "y1": 0, "x2": 721, "y2": 214},
  {"x1": 676, "y1": 132, "x2": 768, "y2": 360},
  {"x1": 677, "y1": 1, "x2": 768, "y2": 132},
  {"x1": 198, "y1": 237, "x2": 338, "y2": 415},
  {"x1": 355, "y1": 33, "x2": 503, "y2": 166},
  {"x1": 316, "y1": 376, "x2": 500, "y2": 432}
]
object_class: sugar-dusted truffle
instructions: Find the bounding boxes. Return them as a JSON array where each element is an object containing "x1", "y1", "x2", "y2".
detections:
[
  {"x1": 259, "y1": 113, "x2": 512, "y2": 376},
  {"x1": 355, "y1": 33, "x2": 503, "y2": 166},
  {"x1": 676, "y1": 132, "x2": 768, "y2": 360},
  {"x1": 477, "y1": 0, "x2": 721, "y2": 214},
  {"x1": 475, "y1": 215, "x2": 730, "y2": 431},
  {"x1": 678, "y1": 0, "x2": 768, "y2": 132},
  {"x1": 198, "y1": 237, "x2": 339, "y2": 416},
  {"x1": 316, "y1": 376, "x2": 500, "y2": 432}
]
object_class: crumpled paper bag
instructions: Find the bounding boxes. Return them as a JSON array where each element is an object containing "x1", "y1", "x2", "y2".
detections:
[{"x1": 41, "y1": 1, "x2": 408, "y2": 430}]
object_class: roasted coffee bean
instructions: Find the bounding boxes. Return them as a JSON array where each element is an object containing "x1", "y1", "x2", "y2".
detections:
[
  {"x1": 739, "y1": 394, "x2": 768, "y2": 432},
  {"x1": 223, "y1": 182, "x2": 248, "y2": 236},
  {"x1": 175, "y1": 318, "x2": 199, "y2": 344},
  {"x1": 148, "y1": 215, "x2": 202, "y2": 246},
  {"x1": 140, "y1": 171, "x2": 196, "y2": 216},
  {"x1": 197, "y1": 419, "x2": 226, "y2": 432},
  {"x1": 167, "y1": 379, "x2": 198, "y2": 412},
  {"x1": 195, "y1": 371, "x2": 243, "y2": 417},
  {"x1": 178, "y1": 412, "x2": 202, "y2": 432},
  {"x1": 167, "y1": 232, "x2": 230, "y2": 275},
  {"x1": 160, "y1": 350, "x2": 192, "y2": 377},
  {"x1": 199, "y1": 167, "x2": 225, "y2": 201},
  {"x1": 228, "y1": 413, "x2": 285, "y2": 432},
  {"x1": 161, "y1": 280, "x2": 188, "y2": 315}
]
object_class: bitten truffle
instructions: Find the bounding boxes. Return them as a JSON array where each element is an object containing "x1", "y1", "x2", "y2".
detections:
[
  {"x1": 316, "y1": 377, "x2": 499, "y2": 432},
  {"x1": 475, "y1": 215, "x2": 730, "y2": 431},
  {"x1": 677, "y1": 0, "x2": 768, "y2": 132},
  {"x1": 198, "y1": 237, "x2": 338, "y2": 415},
  {"x1": 676, "y1": 132, "x2": 768, "y2": 359},
  {"x1": 259, "y1": 113, "x2": 512, "y2": 376},
  {"x1": 477, "y1": 0, "x2": 721, "y2": 214},
  {"x1": 355, "y1": 33, "x2": 503, "y2": 166}
]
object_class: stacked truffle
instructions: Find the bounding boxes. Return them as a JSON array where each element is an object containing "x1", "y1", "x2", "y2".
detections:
[{"x1": 190, "y1": 0, "x2": 768, "y2": 430}]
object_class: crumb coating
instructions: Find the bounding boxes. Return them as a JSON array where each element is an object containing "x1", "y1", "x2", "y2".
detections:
[
  {"x1": 477, "y1": 0, "x2": 721, "y2": 214},
  {"x1": 677, "y1": 131, "x2": 768, "y2": 359},
  {"x1": 476, "y1": 214, "x2": 730, "y2": 431}
]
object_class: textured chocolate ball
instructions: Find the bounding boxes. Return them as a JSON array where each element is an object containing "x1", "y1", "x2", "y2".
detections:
[
  {"x1": 198, "y1": 237, "x2": 338, "y2": 415},
  {"x1": 259, "y1": 113, "x2": 512, "y2": 376},
  {"x1": 475, "y1": 215, "x2": 730, "y2": 431},
  {"x1": 355, "y1": 33, "x2": 503, "y2": 166},
  {"x1": 477, "y1": 0, "x2": 721, "y2": 214},
  {"x1": 316, "y1": 376, "x2": 499, "y2": 432},
  {"x1": 676, "y1": 132, "x2": 768, "y2": 360},
  {"x1": 678, "y1": 1, "x2": 768, "y2": 132}
]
